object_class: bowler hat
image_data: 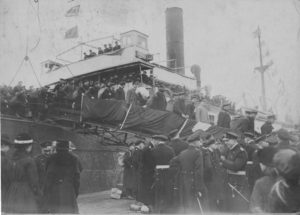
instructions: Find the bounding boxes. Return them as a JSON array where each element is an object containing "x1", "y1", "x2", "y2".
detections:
[
  {"x1": 56, "y1": 140, "x2": 70, "y2": 150},
  {"x1": 14, "y1": 133, "x2": 33, "y2": 145},
  {"x1": 277, "y1": 129, "x2": 291, "y2": 141},
  {"x1": 273, "y1": 149, "x2": 300, "y2": 179}
]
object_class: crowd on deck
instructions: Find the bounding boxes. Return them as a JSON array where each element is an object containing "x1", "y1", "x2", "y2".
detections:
[
  {"x1": 83, "y1": 41, "x2": 121, "y2": 60},
  {"x1": 119, "y1": 112, "x2": 300, "y2": 213},
  {"x1": 0, "y1": 79, "x2": 217, "y2": 125}
]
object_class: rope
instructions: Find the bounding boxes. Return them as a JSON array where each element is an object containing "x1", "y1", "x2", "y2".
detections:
[
  {"x1": 9, "y1": 58, "x2": 25, "y2": 86},
  {"x1": 28, "y1": 0, "x2": 41, "y2": 52},
  {"x1": 65, "y1": 64, "x2": 75, "y2": 77},
  {"x1": 28, "y1": 57, "x2": 42, "y2": 87}
]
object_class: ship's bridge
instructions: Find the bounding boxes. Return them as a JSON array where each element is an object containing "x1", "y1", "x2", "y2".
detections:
[{"x1": 40, "y1": 30, "x2": 196, "y2": 90}]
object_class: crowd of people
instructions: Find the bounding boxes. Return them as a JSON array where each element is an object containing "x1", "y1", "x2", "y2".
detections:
[
  {"x1": 83, "y1": 41, "x2": 121, "y2": 60},
  {"x1": 1, "y1": 133, "x2": 82, "y2": 213},
  {"x1": 0, "y1": 79, "x2": 215, "y2": 125},
  {"x1": 120, "y1": 111, "x2": 300, "y2": 213}
]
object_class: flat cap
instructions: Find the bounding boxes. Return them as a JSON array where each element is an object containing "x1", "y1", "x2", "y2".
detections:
[
  {"x1": 40, "y1": 141, "x2": 52, "y2": 148},
  {"x1": 244, "y1": 132, "x2": 255, "y2": 139},
  {"x1": 267, "y1": 114, "x2": 276, "y2": 119},
  {"x1": 245, "y1": 110, "x2": 258, "y2": 114},
  {"x1": 152, "y1": 135, "x2": 168, "y2": 141},
  {"x1": 226, "y1": 131, "x2": 238, "y2": 140},
  {"x1": 55, "y1": 140, "x2": 69, "y2": 150},
  {"x1": 187, "y1": 133, "x2": 201, "y2": 143}
]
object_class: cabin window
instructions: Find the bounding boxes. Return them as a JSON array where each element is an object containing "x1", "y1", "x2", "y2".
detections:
[{"x1": 137, "y1": 35, "x2": 147, "y2": 49}]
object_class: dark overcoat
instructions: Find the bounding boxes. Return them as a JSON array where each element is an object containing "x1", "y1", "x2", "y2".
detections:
[
  {"x1": 122, "y1": 150, "x2": 136, "y2": 192},
  {"x1": 44, "y1": 151, "x2": 82, "y2": 214},
  {"x1": 1, "y1": 151, "x2": 12, "y2": 212},
  {"x1": 261, "y1": 122, "x2": 274, "y2": 135},
  {"x1": 6, "y1": 150, "x2": 40, "y2": 213},
  {"x1": 217, "y1": 111, "x2": 231, "y2": 128},
  {"x1": 170, "y1": 145, "x2": 206, "y2": 213}
]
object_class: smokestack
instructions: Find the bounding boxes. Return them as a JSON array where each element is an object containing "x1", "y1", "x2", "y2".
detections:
[{"x1": 165, "y1": 7, "x2": 185, "y2": 75}]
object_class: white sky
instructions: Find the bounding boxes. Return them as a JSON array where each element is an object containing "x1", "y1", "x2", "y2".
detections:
[{"x1": 0, "y1": 0, "x2": 299, "y2": 123}]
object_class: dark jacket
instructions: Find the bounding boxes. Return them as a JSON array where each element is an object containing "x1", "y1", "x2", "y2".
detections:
[
  {"x1": 115, "y1": 87, "x2": 125, "y2": 100},
  {"x1": 101, "y1": 87, "x2": 115, "y2": 100},
  {"x1": 250, "y1": 170, "x2": 277, "y2": 213},
  {"x1": 167, "y1": 139, "x2": 189, "y2": 156},
  {"x1": 147, "y1": 92, "x2": 167, "y2": 111},
  {"x1": 261, "y1": 122, "x2": 274, "y2": 135},
  {"x1": 268, "y1": 180, "x2": 300, "y2": 213},
  {"x1": 230, "y1": 116, "x2": 251, "y2": 134},
  {"x1": 122, "y1": 150, "x2": 136, "y2": 192},
  {"x1": 217, "y1": 111, "x2": 231, "y2": 128},
  {"x1": 44, "y1": 151, "x2": 82, "y2": 214},
  {"x1": 170, "y1": 145, "x2": 206, "y2": 212},
  {"x1": 35, "y1": 154, "x2": 50, "y2": 193},
  {"x1": 6, "y1": 150, "x2": 40, "y2": 213},
  {"x1": 1, "y1": 151, "x2": 12, "y2": 212},
  {"x1": 185, "y1": 103, "x2": 195, "y2": 120},
  {"x1": 152, "y1": 143, "x2": 175, "y2": 165},
  {"x1": 221, "y1": 145, "x2": 248, "y2": 171},
  {"x1": 173, "y1": 98, "x2": 186, "y2": 116}
]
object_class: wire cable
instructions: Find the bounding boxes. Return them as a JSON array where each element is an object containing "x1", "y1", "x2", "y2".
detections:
[
  {"x1": 28, "y1": 0, "x2": 41, "y2": 52},
  {"x1": 9, "y1": 58, "x2": 25, "y2": 86},
  {"x1": 28, "y1": 57, "x2": 42, "y2": 87}
]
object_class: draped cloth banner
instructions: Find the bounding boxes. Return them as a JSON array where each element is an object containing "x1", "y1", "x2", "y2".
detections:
[{"x1": 82, "y1": 96, "x2": 196, "y2": 137}]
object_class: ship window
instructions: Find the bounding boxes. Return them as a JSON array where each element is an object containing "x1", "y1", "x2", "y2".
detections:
[{"x1": 137, "y1": 35, "x2": 147, "y2": 49}]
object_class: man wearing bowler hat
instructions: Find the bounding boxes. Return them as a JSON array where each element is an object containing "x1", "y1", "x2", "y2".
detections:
[{"x1": 44, "y1": 140, "x2": 82, "y2": 214}]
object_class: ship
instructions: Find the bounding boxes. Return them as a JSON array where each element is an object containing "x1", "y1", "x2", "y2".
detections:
[{"x1": 1, "y1": 7, "x2": 202, "y2": 194}]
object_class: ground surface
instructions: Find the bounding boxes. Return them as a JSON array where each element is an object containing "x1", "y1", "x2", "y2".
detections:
[{"x1": 78, "y1": 190, "x2": 136, "y2": 214}]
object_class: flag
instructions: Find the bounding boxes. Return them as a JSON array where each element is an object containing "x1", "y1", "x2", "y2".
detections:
[
  {"x1": 253, "y1": 26, "x2": 261, "y2": 38},
  {"x1": 65, "y1": 26, "x2": 78, "y2": 39},
  {"x1": 65, "y1": 5, "x2": 80, "y2": 17}
]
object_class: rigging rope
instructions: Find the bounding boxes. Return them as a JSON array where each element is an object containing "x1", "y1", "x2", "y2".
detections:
[
  {"x1": 9, "y1": 58, "x2": 25, "y2": 86},
  {"x1": 28, "y1": 0, "x2": 41, "y2": 52},
  {"x1": 28, "y1": 58, "x2": 42, "y2": 87}
]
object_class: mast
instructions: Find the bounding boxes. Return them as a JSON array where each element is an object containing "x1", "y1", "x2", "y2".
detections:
[{"x1": 256, "y1": 26, "x2": 267, "y2": 111}]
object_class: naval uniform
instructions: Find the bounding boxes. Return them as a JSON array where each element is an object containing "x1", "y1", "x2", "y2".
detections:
[{"x1": 221, "y1": 144, "x2": 249, "y2": 212}]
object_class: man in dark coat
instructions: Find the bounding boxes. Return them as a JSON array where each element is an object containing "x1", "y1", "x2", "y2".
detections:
[
  {"x1": 220, "y1": 132, "x2": 249, "y2": 212},
  {"x1": 115, "y1": 82, "x2": 126, "y2": 100},
  {"x1": 169, "y1": 134, "x2": 206, "y2": 213},
  {"x1": 173, "y1": 93, "x2": 187, "y2": 118},
  {"x1": 147, "y1": 88, "x2": 167, "y2": 111},
  {"x1": 275, "y1": 128, "x2": 294, "y2": 150},
  {"x1": 151, "y1": 135, "x2": 175, "y2": 213},
  {"x1": 122, "y1": 143, "x2": 136, "y2": 199},
  {"x1": 261, "y1": 115, "x2": 275, "y2": 135},
  {"x1": 250, "y1": 147, "x2": 278, "y2": 213},
  {"x1": 35, "y1": 141, "x2": 54, "y2": 212},
  {"x1": 230, "y1": 110, "x2": 257, "y2": 134},
  {"x1": 1, "y1": 134, "x2": 12, "y2": 212},
  {"x1": 185, "y1": 95, "x2": 200, "y2": 120},
  {"x1": 6, "y1": 133, "x2": 40, "y2": 213},
  {"x1": 217, "y1": 103, "x2": 231, "y2": 128},
  {"x1": 137, "y1": 141, "x2": 156, "y2": 207},
  {"x1": 44, "y1": 140, "x2": 82, "y2": 214}
]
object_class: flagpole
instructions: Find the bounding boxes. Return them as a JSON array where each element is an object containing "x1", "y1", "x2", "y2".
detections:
[{"x1": 80, "y1": 93, "x2": 84, "y2": 123}]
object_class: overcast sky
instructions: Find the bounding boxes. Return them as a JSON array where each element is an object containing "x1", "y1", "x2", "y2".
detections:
[{"x1": 0, "y1": 0, "x2": 299, "y2": 123}]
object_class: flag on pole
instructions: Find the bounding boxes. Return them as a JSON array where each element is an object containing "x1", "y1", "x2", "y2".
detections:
[
  {"x1": 65, "y1": 5, "x2": 80, "y2": 17},
  {"x1": 253, "y1": 26, "x2": 261, "y2": 38},
  {"x1": 65, "y1": 26, "x2": 78, "y2": 39}
]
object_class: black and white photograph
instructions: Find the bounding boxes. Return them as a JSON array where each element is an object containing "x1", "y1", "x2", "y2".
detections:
[{"x1": 1, "y1": 0, "x2": 300, "y2": 213}]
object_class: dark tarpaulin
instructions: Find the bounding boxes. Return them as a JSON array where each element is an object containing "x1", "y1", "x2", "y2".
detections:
[{"x1": 82, "y1": 96, "x2": 196, "y2": 137}]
